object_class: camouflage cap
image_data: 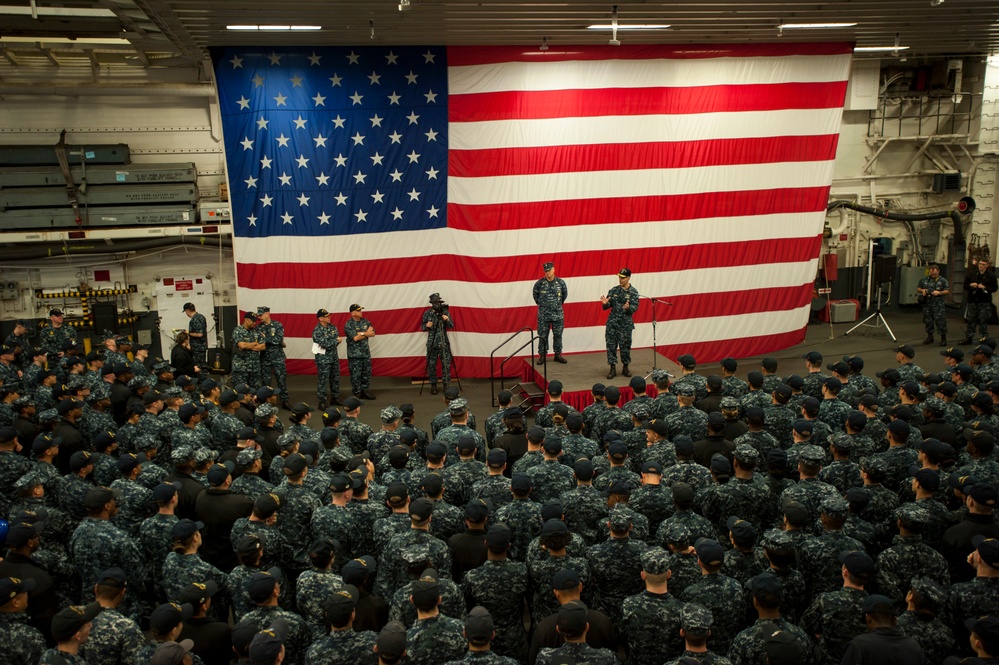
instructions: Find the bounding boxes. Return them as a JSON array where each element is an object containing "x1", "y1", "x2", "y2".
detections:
[
  {"x1": 380, "y1": 405, "x2": 403, "y2": 423},
  {"x1": 133, "y1": 435, "x2": 158, "y2": 453},
  {"x1": 650, "y1": 369, "x2": 672, "y2": 384},
  {"x1": 162, "y1": 387, "x2": 185, "y2": 399},
  {"x1": 828, "y1": 432, "x2": 854, "y2": 450},
  {"x1": 13, "y1": 469, "x2": 45, "y2": 491},
  {"x1": 448, "y1": 398, "x2": 468, "y2": 413},
  {"x1": 171, "y1": 445, "x2": 194, "y2": 463},
  {"x1": 720, "y1": 396, "x2": 740, "y2": 410},
  {"x1": 922, "y1": 397, "x2": 946, "y2": 415},
  {"x1": 680, "y1": 604, "x2": 713, "y2": 636},
  {"x1": 255, "y1": 403, "x2": 278, "y2": 419},
  {"x1": 908, "y1": 576, "x2": 947, "y2": 610},
  {"x1": 237, "y1": 448, "x2": 263, "y2": 467},
  {"x1": 661, "y1": 521, "x2": 693, "y2": 547},
  {"x1": 896, "y1": 503, "x2": 930, "y2": 529},
  {"x1": 797, "y1": 444, "x2": 825, "y2": 463},
  {"x1": 193, "y1": 447, "x2": 217, "y2": 466},
  {"x1": 760, "y1": 528, "x2": 794, "y2": 551},
  {"x1": 641, "y1": 547, "x2": 671, "y2": 575},
  {"x1": 276, "y1": 432, "x2": 300, "y2": 452},
  {"x1": 38, "y1": 408, "x2": 60, "y2": 424},
  {"x1": 608, "y1": 504, "x2": 634, "y2": 531},
  {"x1": 820, "y1": 495, "x2": 849, "y2": 517},
  {"x1": 733, "y1": 444, "x2": 759, "y2": 465},
  {"x1": 673, "y1": 383, "x2": 695, "y2": 397},
  {"x1": 630, "y1": 403, "x2": 652, "y2": 421},
  {"x1": 860, "y1": 456, "x2": 889, "y2": 475}
]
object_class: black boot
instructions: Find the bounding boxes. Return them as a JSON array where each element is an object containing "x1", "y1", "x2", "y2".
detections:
[
  {"x1": 923, "y1": 334, "x2": 934, "y2": 345},
  {"x1": 281, "y1": 401, "x2": 293, "y2": 411},
  {"x1": 622, "y1": 364, "x2": 631, "y2": 377},
  {"x1": 430, "y1": 385, "x2": 438, "y2": 395},
  {"x1": 359, "y1": 390, "x2": 376, "y2": 400},
  {"x1": 939, "y1": 335, "x2": 947, "y2": 347},
  {"x1": 607, "y1": 365, "x2": 616, "y2": 380},
  {"x1": 554, "y1": 354, "x2": 567, "y2": 364},
  {"x1": 318, "y1": 401, "x2": 327, "y2": 411},
  {"x1": 961, "y1": 336, "x2": 974, "y2": 345},
  {"x1": 536, "y1": 356, "x2": 546, "y2": 365}
]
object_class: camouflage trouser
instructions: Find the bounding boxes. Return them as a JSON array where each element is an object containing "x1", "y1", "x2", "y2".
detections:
[
  {"x1": 923, "y1": 298, "x2": 947, "y2": 334},
  {"x1": 606, "y1": 320, "x2": 633, "y2": 364},
  {"x1": 261, "y1": 352, "x2": 288, "y2": 401},
  {"x1": 316, "y1": 356, "x2": 340, "y2": 403},
  {"x1": 426, "y1": 344, "x2": 451, "y2": 386},
  {"x1": 966, "y1": 302, "x2": 992, "y2": 337},
  {"x1": 348, "y1": 356, "x2": 372, "y2": 393},
  {"x1": 537, "y1": 316, "x2": 564, "y2": 356},
  {"x1": 231, "y1": 357, "x2": 261, "y2": 387},
  {"x1": 191, "y1": 341, "x2": 208, "y2": 366}
]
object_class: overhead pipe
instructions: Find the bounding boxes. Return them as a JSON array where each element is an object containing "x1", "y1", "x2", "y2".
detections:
[
  {"x1": 0, "y1": 234, "x2": 231, "y2": 261},
  {"x1": 0, "y1": 82, "x2": 216, "y2": 97},
  {"x1": 827, "y1": 197, "x2": 976, "y2": 246}
]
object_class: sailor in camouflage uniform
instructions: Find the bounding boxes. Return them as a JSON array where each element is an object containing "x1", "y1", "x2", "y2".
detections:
[
  {"x1": 256, "y1": 307, "x2": 291, "y2": 409},
  {"x1": 461, "y1": 524, "x2": 529, "y2": 660},
  {"x1": 601, "y1": 268, "x2": 640, "y2": 380},
  {"x1": 231, "y1": 311, "x2": 264, "y2": 388},
  {"x1": 536, "y1": 600, "x2": 618, "y2": 665},
  {"x1": 797, "y1": 495, "x2": 866, "y2": 596},
  {"x1": 895, "y1": 576, "x2": 954, "y2": 665},
  {"x1": 345, "y1": 304, "x2": 376, "y2": 400},
  {"x1": 680, "y1": 538, "x2": 746, "y2": 654},
  {"x1": 918, "y1": 263, "x2": 951, "y2": 345},
  {"x1": 39, "y1": 308, "x2": 77, "y2": 367},
  {"x1": 533, "y1": 262, "x2": 569, "y2": 365},
  {"x1": 442, "y1": 606, "x2": 520, "y2": 665},
  {"x1": 303, "y1": 583, "x2": 378, "y2": 665},
  {"x1": 666, "y1": 604, "x2": 732, "y2": 665},
  {"x1": 79, "y1": 567, "x2": 145, "y2": 665},
  {"x1": 184, "y1": 302, "x2": 209, "y2": 366},
  {"x1": 875, "y1": 503, "x2": 950, "y2": 605},
  {"x1": 405, "y1": 571, "x2": 467, "y2": 665},
  {"x1": 0, "y1": 576, "x2": 46, "y2": 665},
  {"x1": 799, "y1": 550, "x2": 874, "y2": 665},
  {"x1": 728, "y1": 572, "x2": 813, "y2": 665},
  {"x1": 422, "y1": 293, "x2": 455, "y2": 392},
  {"x1": 619, "y1": 547, "x2": 686, "y2": 664}
]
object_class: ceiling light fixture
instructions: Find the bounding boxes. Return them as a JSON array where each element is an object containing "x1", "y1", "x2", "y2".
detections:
[
  {"x1": 398, "y1": 0, "x2": 411, "y2": 10},
  {"x1": 540, "y1": 36, "x2": 548, "y2": 51},
  {"x1": 0, "y1": 6, "x2": 117, "y2": 17},
  {"x1": 930, "y1": 0, "x2": 944, "y2": 6},
  {"x1": 780, "y1": 22, "x2": 857, "y2": 29},
  {"x1": 855, "y1": 33, "x2": 908, "y2": 54},
  {"x1": 608, "y1": 5, "x2": 620, "y2": 45},
  {"x1": 226, "y1": 25, "x2": 321, "y2": 31},
  {"x1": 587, "y1": 24, "x2": 670, "y2": 30}
]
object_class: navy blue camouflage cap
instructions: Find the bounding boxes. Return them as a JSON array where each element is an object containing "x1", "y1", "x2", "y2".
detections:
[
  {"x1": 680, "y1": 603, "x2": 713, "y2": 635},
  {"x1": 896, "y1": 503, "x2": 930, "y2": 530},
  {"x1": 828, "y1": 432, "x2": 853, "y2": 450},
  {"x1": 797, "y1": 444, "x2": 825, "y2": 463},
  {"x1": 760, "y1": 528, "x2": 793, "y2": 552},
  {"x1": 448, "y1": 398, "x2": 468, "y2": 413},
  {"x1": 662, "y1": 521, "x2": 693, "y2": 547},
  {"x1": 380, "y1": 405, "x2": 402, "y2": 423},
  {"x1": 608, "y1": 504, "x2": 634, "y2": 531},
  {"x1": 650, "y1": 369, "x2": 672, "y2": 385},
  {"x1": 907, "y1": 576, "x2": 947, "y2": 609},
  {"x1": 673, "y1": 383, "x2": 695, "y2": 397},
  {"x1": 733, "y1": 444, "x2": 759, "y2": 465},
  {"x1": 720, "y1": 396, "x2": 740, "y2": 410},
  {"x1": 820, "y1": 495, "x2": 849, "y2": 517},
  {"x1": 641, "y1": 547, "x2": 671, "y2": 575},
  {"x1": 192, "y1": 447, "x2": 217, "y2": 466}
]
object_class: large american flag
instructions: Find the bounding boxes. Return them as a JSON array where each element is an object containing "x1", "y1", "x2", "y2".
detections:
[{"x1": 213, "y1": 44, "x2": 852, "y2": 377}]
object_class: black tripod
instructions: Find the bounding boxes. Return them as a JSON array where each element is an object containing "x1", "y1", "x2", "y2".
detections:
[
  {"x1": 420, "y1": 307, "x2": 461, "y2": 395},
  {"x1": 639, "y1": 293, "x2": 674, "y2": 378}
]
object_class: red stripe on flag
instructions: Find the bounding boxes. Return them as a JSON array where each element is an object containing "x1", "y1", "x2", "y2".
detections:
[
  {"x1": 448, "y1": 43, "x2": 855, "y2": 66},
  {"x1": 447, "y1": 187, "x2": 831, "y2": 232},
  {"x1": 449, "y1": 83, "x2": 848, "y2": 122},
  {"x1": 236, "y1": 236, "x2": 821, "y2": 290},
  {"x1": 282, "y1": 327, "x2": 810, "y2": 377},
  {"x1": 450, "y1": 136, "x2": 840, "y2": 178},
  {"x1": 262, "y1": 284, "x2": 814, "y2": 338}
]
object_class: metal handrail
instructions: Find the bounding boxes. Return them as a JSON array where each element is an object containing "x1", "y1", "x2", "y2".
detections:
[{"x1": 489, "y1": 327, "x2": 536, "y2": 407}]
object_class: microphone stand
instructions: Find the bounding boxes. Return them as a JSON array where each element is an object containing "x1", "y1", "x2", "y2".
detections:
[{"x1": 637, "y1": 294, "x2": 673, "y2": 375}]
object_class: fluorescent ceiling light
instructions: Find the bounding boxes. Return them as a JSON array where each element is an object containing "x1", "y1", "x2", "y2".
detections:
[
  {"x1": 0, "y1": 6, "x2": 117, "y2": 17},
  {"x1": 0, "y1": 36, "x2": 131, "y2": 44},
  {"x1": 781, "y1": 22, "x2": 857, "y2": 29},
  {"x1": 854, "y1": 45, "x2": 910, "y2": 52},
  {"x1": 226, "y1": 24, "x2": 321, "y2": 31},
  {"x1": 587, "y1": 24, "x2": 670, "y2": 30}
]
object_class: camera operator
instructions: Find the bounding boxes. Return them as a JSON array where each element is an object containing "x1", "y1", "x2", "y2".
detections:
[{"x1": 421, "y1": 293, "x2": 455, "y2": 395}]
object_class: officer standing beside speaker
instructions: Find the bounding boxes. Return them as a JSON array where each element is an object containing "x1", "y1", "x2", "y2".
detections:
[
  {"x1": 601, "y1": 268, "x2": 640, "y2": 380},
  {"x1": 184, "y1": 302, "x2": 209, "y2": 366},
  {"x1": 533, "y1": 261, "x2": 568, "y2": 366}
]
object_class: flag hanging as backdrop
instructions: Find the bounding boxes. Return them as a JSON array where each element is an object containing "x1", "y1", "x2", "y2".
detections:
[{"x1": 213, "y1": 43, "x2": 853, "y2": 377}]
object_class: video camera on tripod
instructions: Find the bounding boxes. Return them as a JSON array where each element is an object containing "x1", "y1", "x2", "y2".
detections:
[{"x1": 429, "y1": 293, "x2": 449, "y2": 315}]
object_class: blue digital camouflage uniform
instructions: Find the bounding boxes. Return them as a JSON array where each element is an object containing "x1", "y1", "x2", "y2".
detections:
[
  {"x1": 161, "y1": 551, "x2": 230, "y2": 607},
  {"x1": 875, "y1": 532, "x2": 949, "y2": 604},
  {"x1": 389, "y1": 576, "x2": 466, "y2": 627},
  {"x1": 620, "y1": 588, "x2": 686, "y2": 664},
  {"x1": 69, "y1": 518, "x2": 147, "y2": 606},
  {"x1": 0, "y1": 611, "x2": 46, "y2": 665},
  {"x1": 312, "y1": 321, "x2": 341, "y2": 406},
  {"x1": 79, "y1": 605, "x2": 145, "y2": 665},
  {"x1": 799, "y1": 586, "x2": 868, "y2": 665},
  {"x1": 304, "y1": 628, "x2": 378, "y2": 665},
  {"x1": 139, "y1": 512, "x2": 178, "y2": 595},
  {"x1": 918, "y1": 274, "x2": 950, "y2": 337},
  {"x1": 680, "y1": 572, "x2": 747, "y2": 654},
  {"x1": 461, "y1": 558, "x2": 530, "y2": 660},
  {"x1": 296, "y1": 569, "x2": 344, "y2": 640},
  {"x1": 586, "y1": 530, "x2": 648, "y2": 621},
  {"x1": 727, "y1": 617, "x2": 813, "y2": 665},
  {"x1": 231, "y1": 324, "x2": 262, "y2": 387},
  {"x1": 896, "y1": 609, "x2": 954, "y2": 665},
  {"x1": 559, "y1": 485, "x2": 608, "y2": 544},
  {"x1": 603, "y1": 283, "x2": 640, "y2": 365},
  {"x1": 422, "y1": 306, "x2": 455, "y2": 388},
  {"x1": 39, "y1": 323, "x2": 77, "y2": 365},
  {"x1": 258, "y1": 317, "x2": 289, "y2": 402},
  {"x1": 241, "y1": 605, "x2": 313, "y2": 665},
  {"x1": 344, "y1": 316, "x2": 374, "y2": 394},
  {"x1": 406, "y1": 614, "x2": 468, "y2": 665},
  {"x1": 527, "y1": 552, "x2": 591, "y2": 625},
  {"x1": 534, "y1": 274, "x2": 568, "y2": 358},
  {"x1": 188, "y1": 311, "x2": 209, "y2": 364},
  {"x1": 537, "y1": 643, "x2": 618, "y2": 665}
]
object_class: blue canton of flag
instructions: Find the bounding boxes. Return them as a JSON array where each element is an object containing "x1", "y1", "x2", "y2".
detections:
[{"x1": 213, "y1": 46, "x2": 448, "y2": 238}]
